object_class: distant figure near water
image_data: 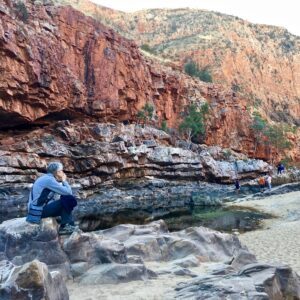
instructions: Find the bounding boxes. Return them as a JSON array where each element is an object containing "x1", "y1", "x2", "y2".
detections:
[
  {"x1": 26, "y1": 162, "x2": 78, "y2": 235},
  {"x1": 265, "y1": 174, "x2": 272, "y2": 190},
  {"x1": 234, "y1": 179, "x2": 240, "y2": 194},
  {"x1": 258, "y1": 176, "x2": 266, "y2": 193},
  {"x1": 277, "y1": 163, "x2": 285, "y2": 175}
]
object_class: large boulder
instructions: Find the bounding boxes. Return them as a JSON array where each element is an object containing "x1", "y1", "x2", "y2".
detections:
[
  {"x1": 98, "y1": 221, "x2": 248, "y2": 263},
  {"x1": 0, "y1": 260, "x2": 69, "y2": 300},
  {"x1": 63, "y1": 230, "x2": 127, "y2": 276},
  {"x1": 238, "y1": 263, "x2": 300, "y2": 299},
  {"x1": 230, "y1": 249, "x2": 257, "y2": 270},
  {"x1": 0, "y1": 218, "x2": 70, "y2": 277}
]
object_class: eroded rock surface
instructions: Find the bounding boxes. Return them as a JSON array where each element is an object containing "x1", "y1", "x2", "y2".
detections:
[
  {"x1": 0, "y1": 0, "x2": 298, "y2": 164},
  {"x1": 0, "y1": 122, "x2": 271, "y2": 223},
  {"x1": 0, "y1": 260, "x2": 69, "y2": 300},
  {"x1": 175, "y1": 263, "x2": 300, "y2": 299},
  {"x1": 0, "y1": 218, "x2": 299, "y2": 299},
  {"x1": 0, "y1": 218, "x2": 70, "y2": 277}
]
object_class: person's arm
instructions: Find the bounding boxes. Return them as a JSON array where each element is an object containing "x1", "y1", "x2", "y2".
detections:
[{"x1": 45, "y1": 176, "x2": 73, "y2": 195}]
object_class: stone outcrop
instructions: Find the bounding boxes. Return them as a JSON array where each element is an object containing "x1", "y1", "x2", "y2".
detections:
[
  {"x1": 1, "y1": 218, "x2": 299, "y2": 299},
  {"x1": 63, "y1": 230, "x2": 127, "y2": 274},
  {"x1": 99, "y1": 221, "x2": 243, "y2": 263},
  {"x1": 0, "y1": 122, "x2": 271, "y2": 224},
  {"x1": 0, "y1": 217, "x2": 70, "y2": 277},
  {"x1": 0, "y1": 0, "x2": 189, "y2": 129},
  {"x1": 0, "y1": 260, "x2": 69, "y2": 300},
  {"x1": 175, "y1": 263, "x2": 300, "y2": 299},
  {"x1": 78, "y1": 263, "x2": 155, "y2": 285},
  {"x1": 271, "y1": 168, "x2": 300, "y2": 185}
]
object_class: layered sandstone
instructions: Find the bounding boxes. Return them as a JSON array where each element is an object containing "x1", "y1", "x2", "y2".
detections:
[{"x1": 0, "y1": 121, "x2": 272, "y2": 224}]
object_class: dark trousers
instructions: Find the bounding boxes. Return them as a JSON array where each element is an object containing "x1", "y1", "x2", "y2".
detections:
[{"x1": 41, "y1": 199, "x2": 75, "y2": 226}]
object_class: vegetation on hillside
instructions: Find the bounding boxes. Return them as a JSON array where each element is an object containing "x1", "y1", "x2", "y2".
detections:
[
  {"x1": 140, "y1": 44, "x2": 156, "y2": 55},
  {"x1": 137, "y1": 103, "x2": 155, "y2": 125},
  {"x1": 251, "y1": 112, "x2": 292, "y2": 162},
  {"x1": 15, "y1": 1, "x2": 29, "y2": 22},
  {"x1": 179, "y1": 103, "x2": 209, "y2": 143},
  {"x1": 184, "y1": 61, "x2": 213, "y2": 83}
]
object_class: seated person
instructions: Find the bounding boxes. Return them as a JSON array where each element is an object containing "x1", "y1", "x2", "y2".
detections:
[{"x1": 26, "y1": 161, "x2": 77, "y2": 235}]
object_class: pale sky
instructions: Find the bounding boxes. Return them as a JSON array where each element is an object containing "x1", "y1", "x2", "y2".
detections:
[{"x1": 91, "y1": 0, "x2": 300, "y2": 36}]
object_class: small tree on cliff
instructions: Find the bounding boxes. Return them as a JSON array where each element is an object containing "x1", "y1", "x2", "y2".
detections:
[
  {"x1": 184, "y1": 61, "x2": 213, "y2": 83},
  {"x1": 160, "y1": 120, "x2": 169, "y2": 133},
  {"x1": 15, "y1": 1, "x2": 29, "y2": 23},
  {"x1": 137, "y1": 103, "x2": 155, "y2": 126},
  {"x1": 251, "y1": 112, "x2": 292, "y2": 162},
  {"x1": 251, "y1": 112, "x2": 267, "y2": 155},
  {"x1": 179, "y1": 103, "x2": 209, "y2": 144},
  {"x1": 264, "y1": 124, "x2": 292, "y2": 163}
]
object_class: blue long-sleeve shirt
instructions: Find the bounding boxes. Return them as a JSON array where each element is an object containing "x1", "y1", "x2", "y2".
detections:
[
  {"x1": 29, "y1": 173, "x2": 72, "y2": 206},
  {"x1": 27, "y1": 173, "x2": 73, "y2": 223}
]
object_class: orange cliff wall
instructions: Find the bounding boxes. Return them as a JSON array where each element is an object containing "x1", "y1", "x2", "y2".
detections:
[{"x1": 0, "y1": 0, "x2": 298, "y2": 162}]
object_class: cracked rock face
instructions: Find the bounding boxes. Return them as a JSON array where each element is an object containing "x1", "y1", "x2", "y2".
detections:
[{"x1": 0, "y1": 122, "x2": 271, "y2": 223}]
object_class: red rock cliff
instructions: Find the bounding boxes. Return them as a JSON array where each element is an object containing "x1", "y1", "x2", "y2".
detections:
[{"x1": 0, "y1": 0, "x2": 298, "y2": 162}]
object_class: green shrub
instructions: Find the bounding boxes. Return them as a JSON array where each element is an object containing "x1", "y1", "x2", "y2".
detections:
[
  {"x1": 141, "y1": 44, "x2": 155, "y2": 54},
  {"x1": 231, "y1": 84, "x2": 241, "y2": 93},
  {"x1": 161, "y1": 120, "x2": 168, "y2": 132},
  {"x1": 137, "y1": 103, "x2": 155, "y2": 124},
  {"x1": 184, "y1": 61, "x2": 198, "y2": 77},
  {"x1": 251, "y1": 112, "x2": 292, "y2": 160},
  {"x1": 184, "y1": 61, "x2": 213, "y2": 83},
  {"x1": 223, "y1": 149, "x2": 232, "y2": 160},
  {"x1": 179, "y1": 103, "x2": 209, "y2": 143},
  {"x1": 15, "y1": 1, "x2": 29, "y2": 23},
  {"x1": 197, "y1": 69, "x2": 213, "y2": 83}
]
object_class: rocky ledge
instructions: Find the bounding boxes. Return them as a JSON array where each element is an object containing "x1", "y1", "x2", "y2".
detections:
[
  {"x1": 0, "y1": 122, "x2": 271, "y2": 224},
  {"x1": 0, "y1": 218, "x2": 299, "y2": 299}
]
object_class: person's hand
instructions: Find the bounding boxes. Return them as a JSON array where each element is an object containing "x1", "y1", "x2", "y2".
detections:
[
  {"x1": 60, "y1": 173, "x2": 67, "y2": 182},
  {"x1": 56, "y1": 171, "x2": 67, "y2": 182}
]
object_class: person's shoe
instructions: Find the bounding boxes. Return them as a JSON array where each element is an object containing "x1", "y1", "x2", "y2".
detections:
[{"x1": 58, "y1": 224, "x2": 77, "y2": 235}]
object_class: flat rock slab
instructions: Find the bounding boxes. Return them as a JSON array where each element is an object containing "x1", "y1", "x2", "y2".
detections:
[
  {"x1": 78, "y1": 263, "x2": 156, "y2": 285},
  {"x1": 175, "y1": 263, "x2": 300, "y2": 299}
]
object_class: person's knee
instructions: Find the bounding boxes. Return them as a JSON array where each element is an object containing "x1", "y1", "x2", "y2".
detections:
[{"x1": 60, "y1": 195, "x2": 78, "y2": 212}]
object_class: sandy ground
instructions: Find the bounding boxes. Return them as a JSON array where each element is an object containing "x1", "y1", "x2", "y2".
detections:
[
  {"x1": 67, "y1": 262, "x2": 208, "y2": 300},
  {"x1": 229, "y1": 191, "x2": 300, "y2": 274}
]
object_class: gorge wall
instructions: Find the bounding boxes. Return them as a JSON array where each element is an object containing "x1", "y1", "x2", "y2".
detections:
[
  {"x1": 1, "y1": 0, "x2": 299, "y2": 162},
  {"x1": 59, "y1": 0, "x2": 300, "y2": 127},
  {"x1": 1, "y1": 0, "x2": 282, "y2": 223},
  {"x1": 55, "y1": 0, "x2": 300, "y2": 162}
]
